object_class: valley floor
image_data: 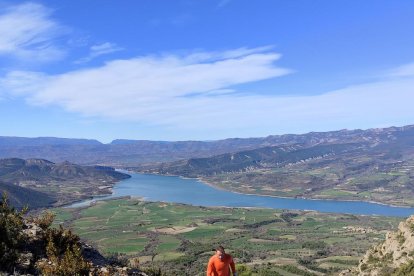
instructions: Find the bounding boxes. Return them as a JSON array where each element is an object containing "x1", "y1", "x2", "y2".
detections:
[{"x1": 55, "y1": 198, "x2": 402, "y2": 275}]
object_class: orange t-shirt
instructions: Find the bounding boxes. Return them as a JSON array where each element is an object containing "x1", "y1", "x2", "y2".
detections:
[{"x1": 206, "y1": 254, "x2": 236, "y2": 276}]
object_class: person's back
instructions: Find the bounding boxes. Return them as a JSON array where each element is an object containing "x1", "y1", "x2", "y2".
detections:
[{"x1": 207, "y1": 246, "x2": 237, "y2": 276}]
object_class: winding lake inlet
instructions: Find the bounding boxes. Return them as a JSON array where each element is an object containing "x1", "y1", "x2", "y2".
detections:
[{"x1": 69, "y1": 173, "x2": 414, "y2": 217}]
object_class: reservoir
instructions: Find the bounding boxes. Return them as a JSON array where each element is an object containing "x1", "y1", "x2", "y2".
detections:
[{"x1": 69, "y1": 172, "x2": 414, "y2": 217}]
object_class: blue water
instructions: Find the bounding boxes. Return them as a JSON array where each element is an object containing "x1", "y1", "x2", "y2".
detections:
[{"x1": 69, "y1": 172, "x2": 414, "y2": 217}]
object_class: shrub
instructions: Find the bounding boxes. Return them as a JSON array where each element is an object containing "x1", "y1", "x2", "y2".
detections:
[
  {"x1": 142, "y1": 267, "x2": 165, "y2": 276},
  {"x1": 0, "y1": 193, "x2": 92, "y2": 275},
  {"x1": 397, "y1": 232, "x2": 406, "y2": 246},
  {"x1": 0, "y1": 193, "x2": 27, "y2": 272},
  {"x1": 29, "y1": 211, "x2": 55, "y2": 230},
  {"x1": 36, "y1": 226, "x2": 90, "y2": 275},
  {"x1": 392, "y1": 259, "x2": 414, "y2": 276},
  {"x1": 236, "y1": 264, "x2": 253, "y2": 276},
  {"x1": 302, "y1": 240, "x2": 327, "y2": 250}
]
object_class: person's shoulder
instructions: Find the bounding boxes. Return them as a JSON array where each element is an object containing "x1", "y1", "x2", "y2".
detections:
[{"x1": 225, "y1": 253, "x2": 233, "y2": 261}]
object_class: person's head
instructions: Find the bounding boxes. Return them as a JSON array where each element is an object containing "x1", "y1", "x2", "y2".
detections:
[{"x1": 215, "y1": 246, "x2": 225, "y2": 259}]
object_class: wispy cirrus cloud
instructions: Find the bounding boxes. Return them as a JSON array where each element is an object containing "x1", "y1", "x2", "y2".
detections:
[
  {"x1": 1, "y1": 48, "x2": 413, "y2": 137},
  {"x1": 0, "y1": 47, "x2": 289, "y2": 120},
  {"x1": 388, "y1": 62, "x2": 414, "y2": 78},
  {"x1": 74, "y1": 42, "x2": 123, "y2": 64},
  {"x1": 0, "y1": 2, "x2": 66, "y2": 62}
]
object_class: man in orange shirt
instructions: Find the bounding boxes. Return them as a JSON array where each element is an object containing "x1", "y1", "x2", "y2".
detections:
[{"x1": 207, "y1": 246, "x2": 237, "y2": 276}]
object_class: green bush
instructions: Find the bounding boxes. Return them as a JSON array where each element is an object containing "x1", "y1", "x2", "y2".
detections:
[
  {"x1": 0, "y1": 193, "x2": 27, "y2": 272},
  {"x1": 397, "y1": 232, "x2": 406, "y2": 245},
  {"x1": 36, "y1": 226, "x2": 90, "y2": 275},
  {"x1": 236, "y1": 264, "x2": 253, "y2": 276},
  {"x1": 301, "y1": 240, "x2": 327, "y2": 250},
  {"x1": 0, "y1": 192, "x2": 91, "y2": 275},
  {"x1": 392, "y1": 259, "x2": 414, "y2": 276}
]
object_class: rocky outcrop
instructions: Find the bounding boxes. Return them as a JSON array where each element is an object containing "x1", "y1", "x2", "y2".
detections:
[
  {"x1": 342, "y1": 215, "x2": 414, "y2": 275},
  {"x1": 1, "y1": 213, "x2": 149, "y2": 275}
]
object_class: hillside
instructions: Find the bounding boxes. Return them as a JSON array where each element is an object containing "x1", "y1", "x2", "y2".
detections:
[
  {"x1": 340, "y1": 215, "x2": 414, "y2": 275},
  {"x1": 136, "y1": 125, "x2": 414, "y2": 206},
  {"x1": 0, "y1": 195, "x2": 149, "y2": 275},
  {"x1": 1, "y1": 125, "x2": 413, "y2": 166},
  {"x1": 0, "y1": 181, "x2": 55, "y2": 209},
  {"x1": 145, "y1": 143, "x2": 361, "y2": 177},
  {"x1": 0, "y1": 158, "x2": 130, "y2": 206}
]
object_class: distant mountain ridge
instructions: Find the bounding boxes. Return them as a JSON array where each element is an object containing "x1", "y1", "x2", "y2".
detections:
[
  {"x1": 1, "y1": 124, "x2": 413, "y2": 165},
  {"x1": 135, "y1": 125, "x2": 414, "y2": 206},
  {"x1": 146, "y1": 143, "x2": 361, "y2": 177},
  {"x1": 0, "y1": 136, "x2": 101, "y2": 146}
]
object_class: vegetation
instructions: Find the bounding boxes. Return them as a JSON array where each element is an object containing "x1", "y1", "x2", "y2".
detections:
[
  {"x1": 36, "y1": 225, "x2": 91, "y2": 275},
  {"x1": 0, "y1": 181, "x2": 55, "y2": 209},
  {"x1": 0, "y1": 193, "x2": 27, "y2": 271},
  {"x1": 0, "y1": 193, "x2": 91, "y2": 275},
  {"x1": 392, "y1": 259, "x2": 414, "y2": 276},
  {"x1": 57, "y1": 198, "x2": 401, "y2": 275},
  {"x1": 0, "y1": 158, "x2": 130, "y2": 207},
  {"x1": 397, "y1": 232, "x2": 406, "y2": 245}
]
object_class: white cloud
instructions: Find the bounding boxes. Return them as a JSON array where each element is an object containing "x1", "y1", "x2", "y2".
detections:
[
  {"x1": 1, "y1": 48, "x2": 413, "y2": 136},
  {"x1": 0, "y1": 2, "x2": 65, "y2": 62},
  {"x1": 74, "y1": 42, "x2": 123, "y2": 64},
  {"x1": 0, "y1": 47, "x2": 290, "y2": 115},
  {"x1": 388, "y1": 63, "x2": 414, "y2": 78}
]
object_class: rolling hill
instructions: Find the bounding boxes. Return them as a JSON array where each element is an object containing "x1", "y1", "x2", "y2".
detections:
[
  {"x1": 0, "y1": 181, "x2": 55, "y2": 209},
  {"x1": 0, "y1": 158, "x2": 130, "y2": 206}
]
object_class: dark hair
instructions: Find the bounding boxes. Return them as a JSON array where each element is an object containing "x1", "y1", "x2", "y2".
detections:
[{"x1": 216, "y1": 245, "x2": 225, "y2": 253}]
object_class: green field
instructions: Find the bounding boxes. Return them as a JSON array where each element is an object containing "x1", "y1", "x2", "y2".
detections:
[{"x1": 55, "y1": 198, "x2": 402, "y2": 275}]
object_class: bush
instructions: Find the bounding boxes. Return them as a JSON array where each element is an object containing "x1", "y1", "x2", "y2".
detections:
[
  {"x1": 36, "y1": 226, "x2": 90, "y2": 275},
  {"x1": 0, "y1": 193, "x2": 27, "y2": 272},
  {"x1": 236, "y1": 264, "x2": 253, "y2": 276},
  {"x1": 142, "y1": 266, "x2": 165, "y2": 276},
  {"x1": 301, "y1": 240, "x2": 327, "y2": 250},
  {"x1": 29, "y1": 211, "x2": 55, "y2": 230},
  {"x1": 0, "y1": 192, "x2": 91, "y2": 275},
  {"x1": 392, "y1": 259, "x2": 414, "y2": 276},
  {"x1": 397, "y1": 232, "x2": 406, "y2": 245}
]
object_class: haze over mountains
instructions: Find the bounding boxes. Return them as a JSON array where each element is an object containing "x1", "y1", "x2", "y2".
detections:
[
  {"x1": 1, "y1": 125, "x2": 413, "y2": 166},
  {"x1": 1, "y1": 124, "x2": 414, "y2": 207},
  {"x1": 135, "y1": 124, "x2": 414, "y2": 206}
]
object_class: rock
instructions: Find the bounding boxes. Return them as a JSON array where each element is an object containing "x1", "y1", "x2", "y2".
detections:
[
  {"x1": 17, "y1": 252, "x2": 33, "y2": 271},
  {"x1": 23, "y1": 223, "x2": 43, "y2": 240},
  {"x1": 355, "y1": 215, "x2": 414, "y2": 275},
  {"x1": 81, "y1": 241, "x2": 109, "y2": 266}
]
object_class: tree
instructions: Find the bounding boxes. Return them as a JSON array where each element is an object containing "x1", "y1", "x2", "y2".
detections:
[{"x1": 0, "y1": 193, "x2": 27, "y2": 272}]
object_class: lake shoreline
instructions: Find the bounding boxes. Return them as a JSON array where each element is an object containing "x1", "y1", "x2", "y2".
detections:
[
  {"x1": 196, "y1": 177, "x2": 414, "y2": 209},
  {"x1": 67, "y1": 171, "x2": 414, "y2": 216},
  {"x1": 132, "y1": 171, "x2": 413, "y2": 209}
]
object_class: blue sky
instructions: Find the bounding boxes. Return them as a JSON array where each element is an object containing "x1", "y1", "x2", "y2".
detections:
[{"x1": 0, "y1": 0, "x2": 414, "y2": 142}]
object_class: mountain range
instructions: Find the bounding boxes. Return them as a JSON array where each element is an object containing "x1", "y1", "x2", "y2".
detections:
[
  {"x1": 134, "y1": 125, "x2": 414, "y2": 206},
  {"x1": 1, "y1": 124, "x2": 414, "y2": 206},
  {"x1": 1, "y1": 125, "x2": 413, "y2": 166}
]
